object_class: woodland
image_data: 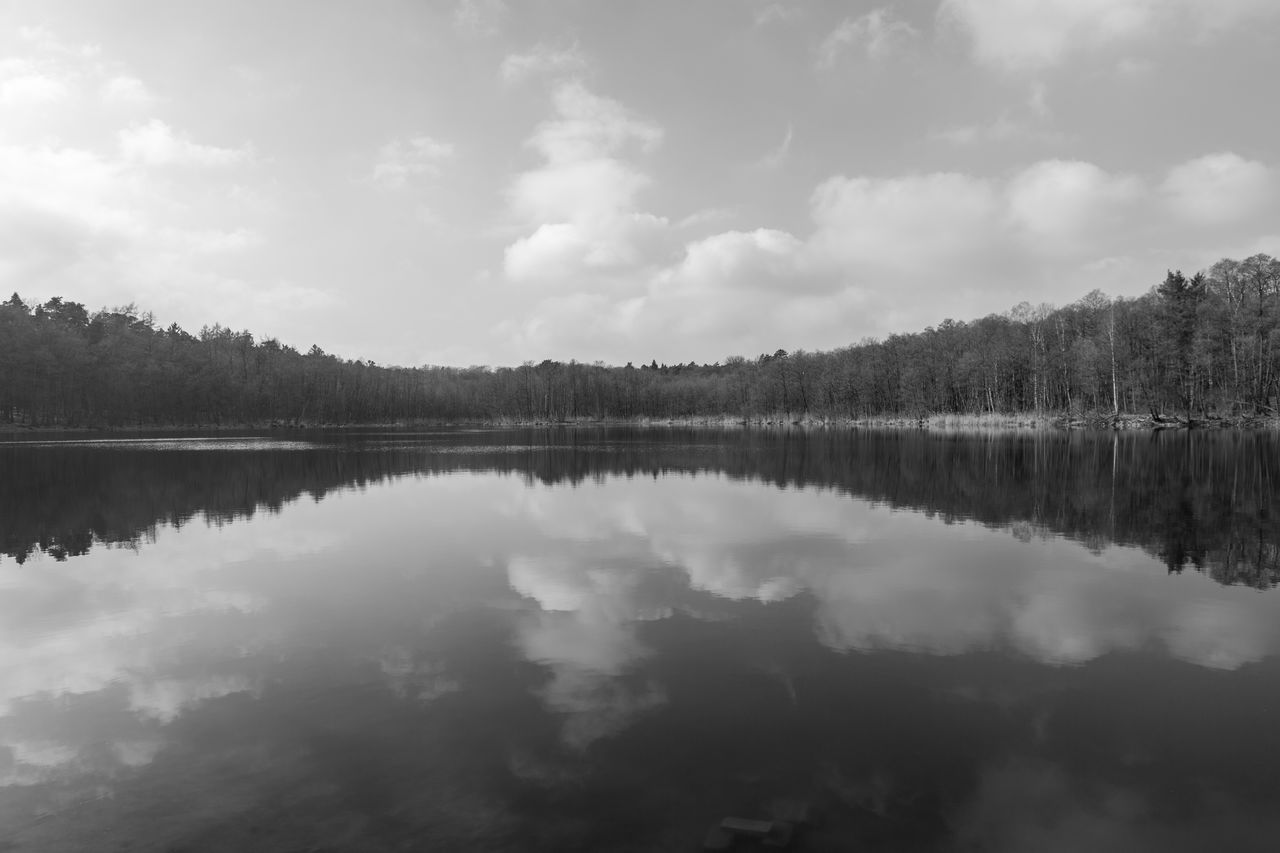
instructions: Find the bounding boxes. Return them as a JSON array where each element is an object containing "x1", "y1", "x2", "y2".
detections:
[{"x1": 1, "y1": 253, "x2": 1277, "y2": 428}]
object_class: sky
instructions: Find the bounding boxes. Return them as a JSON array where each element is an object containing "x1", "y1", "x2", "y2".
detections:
[{"x1": 1, "y1": 0, "x2": 1277, "y2": 367}]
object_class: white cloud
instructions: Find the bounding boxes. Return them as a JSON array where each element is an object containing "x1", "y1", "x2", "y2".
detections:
[
  {"x1": 16, "y1": 25, "x2": 74, "y2": 53},
  {"x1": 0, "y1": 29, "x2": 274, "y2": 322},
  {"x1": 941, "y1": 0, "x2": 1152, "y2": 70},
  {"x1": 511, "y1": 156, "x2": 648, "y2": 226},
  {"x1": 504, "y1": 223, "x2": 589, "y2": 281},
  {"x1": 526, "y1": 81, "x2": 662, "y2": 164},
  {"x1": 0, "y1": 137, "x2": 303, "y2": 335},
  {"x1": 940, "y1": 81, "x2": 1062, "y2": 145},
  {"x1": 482, "y1": 26, "x2": 1276, "y2": 365},
  {"x1": 503, "y1": 82, "x2": 668, "y2": 284},
  {"x1": 501, "y1": 147, "x2": 1279, "y2": 363},
  {"x1": 665, "y1": 228, "x2": 803, "y2": 287},
  {"x1": 372, "y1": 135, "x2": 455, "y2": 188},
  {"x1": 454, "y1": 0, "x2": 507, "y2": 36},
  {"x1": 503, "y1": 213, "x2": 668, "y2": 282},
  {"x1": 0, "y1": 144, "x2": 128, "y2": 219},
  {"x1": 1161, "y1": 152, "x2": 1276, "y2": 227},
  {"x1": 1, "y1": 26, "x2": 158, "y2": 112},
  {"x1": 500, "y1": 43, "x2": 586, "y2": 84},
  {"x1": 102, "y1": 75, "x2": 155, "y2": 106},
  {"x1": 936, "y1": 115, "x2": 1066, "y2": 146},
  {"x1": 808, "y1": 171, "x2": 1001, "y2": 274},
  {"x1": 0, "y1": 72, "x2": 69, "y2": 105},
  {"x1": 119, "y1": 119, "x2": 249, "y2": 167},
  {"x1": 818, "y1": 7, "x2": 918, "y2": 67},
  {"x1": 676, "y1": 207, "x2": 738, "y2": 229},
  {"x1": 755, "y1": 3, "x2": 800, "y2": 27},
  {"x1": 1006, "y1": 159, "x2": 1144, "y2": 251},
  {"x1": 756, "y1": 122, "x2": 793, "y2": 168},
  {"x1": 1181, "y1": 0, "x2": 1280, "y2": 31},
  {"x1": 941, "y1": 0, "x2": 1280, "y2": 70}
]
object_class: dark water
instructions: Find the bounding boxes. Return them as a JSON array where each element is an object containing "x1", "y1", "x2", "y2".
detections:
[{"x1": 2, "y1": 427, "x2": 1279, "y2": 851}]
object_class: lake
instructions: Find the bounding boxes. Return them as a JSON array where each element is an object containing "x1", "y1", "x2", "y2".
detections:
[{"x1": 2, "y1": 427, "x2": 1279, "y2": 851}]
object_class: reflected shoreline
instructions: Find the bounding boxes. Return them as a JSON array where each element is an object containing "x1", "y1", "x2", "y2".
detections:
[{"x1": 3, "y1": 428, "x2": 1276, "y2": 588}]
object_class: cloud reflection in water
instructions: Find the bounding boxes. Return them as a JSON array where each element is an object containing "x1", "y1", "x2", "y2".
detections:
[{"x1": 502, "y1": 474, "x2": 1280, "y2": 671}]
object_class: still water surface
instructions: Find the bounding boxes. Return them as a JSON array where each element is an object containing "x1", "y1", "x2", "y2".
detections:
[{"x1": 1, "y1": 428, "x2": 1279, "y2": 851}]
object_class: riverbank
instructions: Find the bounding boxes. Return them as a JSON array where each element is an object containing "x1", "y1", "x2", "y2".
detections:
[{"x1": 3, "y1": 411, "x2": 1278, "y2": 434}]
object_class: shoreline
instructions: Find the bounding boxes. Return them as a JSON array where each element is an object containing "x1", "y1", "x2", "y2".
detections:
[{"x1": 3, "y1": 411, "x2": 1278, "y2": 435}]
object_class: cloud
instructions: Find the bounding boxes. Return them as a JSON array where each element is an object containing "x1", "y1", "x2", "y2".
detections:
[
  {"x1": 755, "y1": 3, "x2": 800, "y2": 26},
  {"x1": 0, "y1": 72, "x2": 69, "y2": 105},
  {"x1": 1, "y1": 26, "x2": 158, "y2": 112},
  {"x1": 525, "y1": 81, "x2": 663, "y2": 164},
  {"x1": 503, "y1": 142, "x2": 1279, "y2": 364},
  {"x1": 937, "y1": 82, "x2": 1063, "y2": 145},
  {"x1": 500, "y1": 44, "x2": 586, "y2": 84},
  {"x1": 0, "y1": 143, "x2": 137, "y2": 234},
  {"x1": 0, "y1": 135, "x2": 315, "y2": 340},
  {"x1": 1006, "y1": 159, "x2": 1144, "y2": 252},
  {"x1": 504, "y1": 214, "x2": 669, "y2": 282},
  {"x1": 941, "y1": 0, "x2": 1280, "y2": 70},
  {"x1": 808, "y1": 171, "x2": 1002, "y2": 274},
  {"x1": 1161, "y1": 152, "x2": 1276, "y2": 227},
  {"x1": 454, "y1": 0, "x2": 507, "y2": 36},
  {"x1": 0, "y1": 44, "x2": 296, "y2": 330},
  {"x1": 818, "y1": 7, "x2": 918, "y2": 67},
  {"x1": 101, "y1": 74, "x2": 155, "y2": 106},
  {"x1": 488, "y1": 41, "x2": 1276, "y2": 365},
  {"x1": 936, "y1": 115, "x2": 1066, "y2": 146},
  {"x1": 119, "y1": 119, "x2": 249, "y2": 167},
  {"x1": 663, "y1": 228, "x2": 804, "y2": 289},
  {"x1": 372, "y1": 135, "x2": 455, "y2": 188},
  {"x1": 515, "y1": 156, "x2": 1131, "y2": 361},
  {"x1": 503, "y1": 81, "x2": 668, "y2": 284},
  {"x1": 756, "y1": 122, "x2": 794, "y2": 168},
  {"x1": 511, "y1": 156, "x2": 648, "y2": 227},
  {"x1": 940, "y1": 0, "x2": 1151, "y2": 70}
]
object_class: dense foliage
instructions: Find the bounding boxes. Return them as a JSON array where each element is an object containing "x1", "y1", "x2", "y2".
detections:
[{"x1": 1, "y1": 254, "x2": 1277, "y2": 426}]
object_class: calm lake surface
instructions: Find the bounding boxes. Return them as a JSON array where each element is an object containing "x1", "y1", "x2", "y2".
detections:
[{"x1": 2, "y1": 427, "x2": 1279, "y2": 851}]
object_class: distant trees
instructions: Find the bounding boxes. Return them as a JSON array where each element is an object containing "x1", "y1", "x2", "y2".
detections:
[{"x1": 0, "y1": 253, "x2": 1278, "y2": 427}]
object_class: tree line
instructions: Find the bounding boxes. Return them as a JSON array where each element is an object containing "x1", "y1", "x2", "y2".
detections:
[{"x1": 1, "y1": 253, "x2": 1277, "y2": 427}]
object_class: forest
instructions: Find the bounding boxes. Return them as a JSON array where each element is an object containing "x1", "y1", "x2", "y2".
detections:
[{"x1": 1, "y1": 253, "x2": 1277, "y2": 427}]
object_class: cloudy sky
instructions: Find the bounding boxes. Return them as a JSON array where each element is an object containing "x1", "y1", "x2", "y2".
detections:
[{"x1": 1, "y1": 0, "x2": 1277, "y2": 366}]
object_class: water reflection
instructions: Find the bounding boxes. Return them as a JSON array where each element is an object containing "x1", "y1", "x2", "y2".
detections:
[
  {"x1": 2, "y1": 429, "x2": 1280, "y2": 850},
  {"x1": 3, "y1": 429, "x2": 1276, "y2": 586},
  {"x1": 492, "y1": 473, "x2": 1280, "y2": 669}
]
